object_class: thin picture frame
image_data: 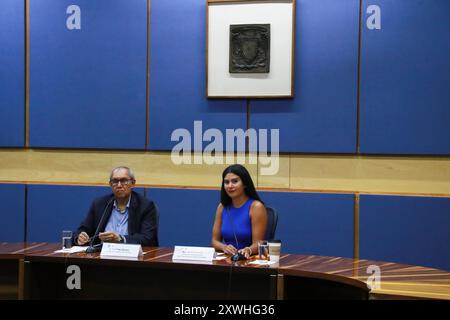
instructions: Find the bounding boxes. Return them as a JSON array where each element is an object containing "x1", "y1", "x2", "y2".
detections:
[{"x1": 206, "y1": 0, "x2": 296, "y2": 98}]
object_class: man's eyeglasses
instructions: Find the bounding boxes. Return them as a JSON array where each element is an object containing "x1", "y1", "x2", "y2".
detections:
[{"x1": 110, "y1": 178, "x2": 133, "y2": 186}]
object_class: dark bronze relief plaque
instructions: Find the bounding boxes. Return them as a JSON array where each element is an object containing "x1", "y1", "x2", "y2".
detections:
[{"x1": 229, "y1": 24, "x2": 270, "y2": 73}]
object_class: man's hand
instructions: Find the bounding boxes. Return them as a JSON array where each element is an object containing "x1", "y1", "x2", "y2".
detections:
[
  {"x1": 99, "y1": 231, "x2": 120, "y2": 242},
  {"x1": 77, "y1": 232, "x2": 90, "y2": 245}
]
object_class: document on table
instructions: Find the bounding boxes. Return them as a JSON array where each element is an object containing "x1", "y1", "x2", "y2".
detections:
[
  {"x1": 54, "y1": 246, "x2": 87, "y2": 254},
  {"x1": 214, "y1": 252, "x2": 227, "y2": 261},
  {"x1": 248, "y1": 259, "x2": 278, "y2": 266}
]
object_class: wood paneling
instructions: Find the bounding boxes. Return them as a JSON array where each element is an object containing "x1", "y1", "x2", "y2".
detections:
[
  {"x1": 290, "y1": 155, "x2": 450, "y2": 196},
  {"x1": 0, "y1": 149, "x2": 449, "y2": 196}
]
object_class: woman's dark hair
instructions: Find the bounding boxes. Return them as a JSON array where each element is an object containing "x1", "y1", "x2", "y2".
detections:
[{"x1": 220, "y1": 164, "x2": 263, "y2": 207}]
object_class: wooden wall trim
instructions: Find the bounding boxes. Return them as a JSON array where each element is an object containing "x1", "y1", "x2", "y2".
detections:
[{"x1": 0, "y1": 149, "x2": 449, "y2": 197}]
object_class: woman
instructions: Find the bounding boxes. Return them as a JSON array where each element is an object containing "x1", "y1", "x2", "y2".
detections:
[{"x1": 211, "y1": 164, "x2": 267, "y2": 259}]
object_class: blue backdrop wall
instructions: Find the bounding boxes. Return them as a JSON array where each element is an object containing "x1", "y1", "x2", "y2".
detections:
[
  {"x1": 360, "y1": 194, "x2": 450, "y2": 270},
  {"x1": 0, "y1": 0, "x2": 24, "y2": 147},
  {"x1": 360, "y1": 0, "x2": 450, "y2": 155},
  {"x1": 29, "y1": 0, "x2": 147, "y2": 149},
  {"x1": 147, "y1": 187, "x2": 219, "y2": 247},
  {"x1": 27, "y1": 184, "x2": 110, "y2": 242},
  {"x1": 260, "y1": 191, "x2": 355, "y2": 258},
  {"x1": 0, "y1": 184, "x2": 25, "y2": 242}
]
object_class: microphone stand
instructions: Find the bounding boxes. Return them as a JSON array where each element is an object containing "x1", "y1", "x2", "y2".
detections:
[
  {"x1": 85, "y1": 197, "x2": 114, "y2": 253},
  {"x1": 228, "y1": 209, "x2": 246, "y2": 262}
]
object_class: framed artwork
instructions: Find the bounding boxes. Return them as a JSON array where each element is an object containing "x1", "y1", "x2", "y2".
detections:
[{"x1": 207, "y1": 0, "x2": 296, "y2": 98}]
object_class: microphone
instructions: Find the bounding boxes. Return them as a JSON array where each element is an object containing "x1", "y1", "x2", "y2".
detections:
[
  {"x1": 226, "y1": 206, "x2": 245, "y2": 300},
  {"x1": 231, "y1": 226, "x2": 245, "y2": 261},
  {"x1": 85, "y1": 196, "x2": 114, "y2": 253},
  {"x1": 228, "y1": 209, "x2": 246, "y2": 262}
]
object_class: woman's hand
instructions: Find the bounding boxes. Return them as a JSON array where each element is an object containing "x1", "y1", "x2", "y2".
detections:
[
  {"x1": 222, "y1": 244, "x2": 238, "y2": 255},
  {"x1": 238, "y1": 247, "x2": 252, "y2": 259}
]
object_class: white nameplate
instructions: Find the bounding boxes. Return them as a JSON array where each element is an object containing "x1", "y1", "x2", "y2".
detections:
[
  {"x1": 172, "y1": 246, "x2": 216, "y2": 262},
  {"x1": 100, "y1": 243, "x2": 142, "y2": 260}
]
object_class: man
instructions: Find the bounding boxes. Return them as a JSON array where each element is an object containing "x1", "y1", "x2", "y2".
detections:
[{"x1": 74, "y1": 166, "x2": 159, "y2": 247}]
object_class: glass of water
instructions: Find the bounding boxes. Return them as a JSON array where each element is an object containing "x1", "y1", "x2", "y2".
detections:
[
  {"x1": 258, "y1": 240, "x2": 269, "y2": 260},
  {"x1": 62, "y1": 230, "x2": 73, "y2": 250}
]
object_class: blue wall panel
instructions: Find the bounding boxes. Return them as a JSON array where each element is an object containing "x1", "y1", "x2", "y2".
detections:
[
  {"x1": 0, "y1": 184, "x2": 25, "y2": 242},
  {"x1": 360, "y1": 195, "x2": 450, "y2": 271},
  {"x1": 147, "y1": 188, "x2": 219, "y2": 247},
  {"x1": 360, "y1": 0, "x2": 450, "y2": 154},
  {"x1": 29, "y1": 0, "x2": 147, "y2": 149},
  {"x1": 149, "y1": 0, "x2": 247, "y2": 151},
  {"x1": 250, "y1": 0, "x2": 359, "y2": 153},
  {"x1": 27, "y1": 184, "x2": 145, "y2": 243},
  {"x1": 0, "y1": 0, "x2": 24, "y2": 147},
  {"x1": 260, "y1": 191, "x2": 355, "y2": 258}
]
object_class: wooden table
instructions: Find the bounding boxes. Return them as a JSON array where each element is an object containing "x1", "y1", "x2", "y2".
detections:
[
  {"x1": 23, "y1": 244, "x2": 278, "y2": 299},
  {"x1": 1, "y1": 243, "x2": 449, "y2": 300},
  {"x1": 277, "y1": 254, "x2": 450, "y2": 300}
]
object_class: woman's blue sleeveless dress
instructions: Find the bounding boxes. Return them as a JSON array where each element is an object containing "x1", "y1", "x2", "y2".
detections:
[{"x1": 221, "y1": 198, "x2": 254, "y2": 249}]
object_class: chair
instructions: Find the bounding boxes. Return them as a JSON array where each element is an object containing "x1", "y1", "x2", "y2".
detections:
[{"x1": 264, "y1": 206, "x2": 278, "y2": 240}]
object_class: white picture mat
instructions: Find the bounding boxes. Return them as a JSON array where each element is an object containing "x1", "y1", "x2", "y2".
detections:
[{"x1": 208, "y1": 1, "x2": 293, "y2": 97}]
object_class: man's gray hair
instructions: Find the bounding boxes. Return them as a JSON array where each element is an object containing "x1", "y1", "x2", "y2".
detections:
[{"x1": 110, "y1": 166, "x2": 136, "y2": 181}]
